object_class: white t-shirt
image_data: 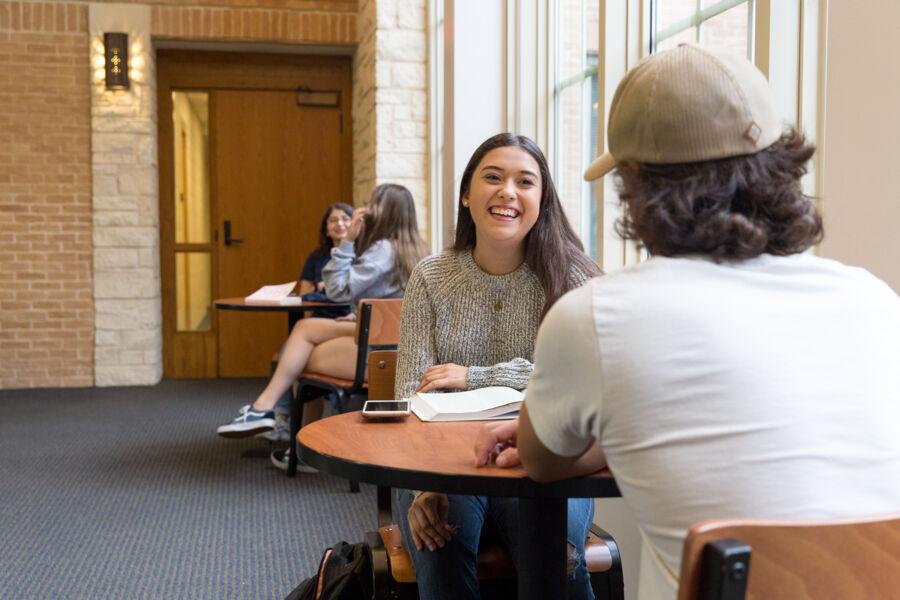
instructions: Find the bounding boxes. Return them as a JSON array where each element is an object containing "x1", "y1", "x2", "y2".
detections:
[{"x1": 525, "y1": 254, "x2": 900, "y2": 600}]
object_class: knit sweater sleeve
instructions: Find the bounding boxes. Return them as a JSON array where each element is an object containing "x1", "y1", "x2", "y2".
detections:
[
  {"x1": 394, "y1": 265, "x2": 436, "y2": 399},
  {"x1": 322, "y1": 240, "x2": 394, "y2": 304},
  {"x1": 466, "y1": 358, "x2": 534, "y2": 391}
]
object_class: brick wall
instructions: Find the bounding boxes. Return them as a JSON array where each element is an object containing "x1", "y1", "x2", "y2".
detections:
[
  {"x1": 0, "y1": 2, "x2": 94, "y2": 389},
  {"x1": 1, "y1": 0, "x2": 428, "y2": 388},
  {"x1": 150, "y1": 3, "x2": 356, "y2": 44}
]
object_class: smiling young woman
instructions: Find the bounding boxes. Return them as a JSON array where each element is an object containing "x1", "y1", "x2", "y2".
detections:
[{"x1": 394, "y1": 133, "x2": 602, "y2": 600}]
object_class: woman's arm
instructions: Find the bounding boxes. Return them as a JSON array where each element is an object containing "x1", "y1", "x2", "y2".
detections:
[
  {"x1": 322, "y1": 240, "x2": 395, "y2": 303},
  {"x1": 298, "y1": 280, "x2": 316, "y2": 295},
  {"x1": 466, "y1": 358, "x2": 534, "y2": 391},
  {"x1": 395, "y1": 267, "x2": 438, "y2": 399}
]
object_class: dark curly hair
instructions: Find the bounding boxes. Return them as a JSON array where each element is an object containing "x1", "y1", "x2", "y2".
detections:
[{"x1": 614, "y1": 129, "x2": 823, "y2": 259}]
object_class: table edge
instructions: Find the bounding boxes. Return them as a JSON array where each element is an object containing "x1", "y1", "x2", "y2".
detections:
[
  {"x1": 214, "y1": 298, "x2": 350, "y2": 312},
  {"x1": 299, "y1": 442, "x2": 621, "y2": 499}
]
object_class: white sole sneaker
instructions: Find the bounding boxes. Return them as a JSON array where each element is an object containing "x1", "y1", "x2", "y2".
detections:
[
  {"x1": 216, "y1": 417, "x2": 276, "y2": 438},
  {"x1": 270, "y1": 449, "x2": 317, "y2": 473}
]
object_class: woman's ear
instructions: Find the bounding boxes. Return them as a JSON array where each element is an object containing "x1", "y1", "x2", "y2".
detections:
[{"x1": 462, "y1": 192, "x2": 469, "y2": 208}]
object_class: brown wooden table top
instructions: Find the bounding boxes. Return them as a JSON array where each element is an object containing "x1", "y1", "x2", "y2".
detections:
[
  {"x1": 298, "y1": 411, "x2": 619, "y2": 499},
  {"x1": 214, "y1": 297, "x2": 350, "y2": 312}
]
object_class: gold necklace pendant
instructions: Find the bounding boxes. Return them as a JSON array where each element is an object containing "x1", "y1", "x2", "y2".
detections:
[{"x1": 493, "y1": 301, "x2": 502, "y2": 313}]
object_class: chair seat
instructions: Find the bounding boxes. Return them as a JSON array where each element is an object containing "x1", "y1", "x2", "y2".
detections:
[
  {"x1": 378, "y1": 523, "x2": 613, "y2": 584},
  {"x1": 298, "y1": 370, "x2": 367, "y2": 389}
]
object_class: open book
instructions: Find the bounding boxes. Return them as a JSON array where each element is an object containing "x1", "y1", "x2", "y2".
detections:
[
  {"x1": 245, "y1": 281, "x2": 302, "y2": 305},
  {"x1": 410, "y1": 386, "x2": 523, "y2": 422}
]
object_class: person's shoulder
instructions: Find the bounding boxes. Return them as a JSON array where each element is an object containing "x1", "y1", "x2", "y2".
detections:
[
  {"x1": 566, "y1": 258, "x2": 602, "y2": 288},
  {"x1": 795, "y1": 254, "x2": 899, "y2": 302},
  {"x1": 411, "y1": 249, "x2": 462, "y2": 277},
  {"x1": 363, "y1": 238, "x2": 394, "y2": 257},
  {"x1": 544, "y1": 283, "x2": 597, "y2": 332},
  {"x1": 306, "y1": 247, "x2": 328, "y2": 261}
]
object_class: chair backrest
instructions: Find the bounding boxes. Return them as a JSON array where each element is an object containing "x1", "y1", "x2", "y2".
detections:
[
  {"x1": 366, "y1": 349, "x2": 397, "y2": 400},
  {"x1": 355, "y1": 298, "x2": 403, "y2": 348},
  {"x1": 678, "y1": 513, "x2": 900, "y2": 600},
  {"x1": 347, "y1": 298, "x2": 403, "y2": 389}
]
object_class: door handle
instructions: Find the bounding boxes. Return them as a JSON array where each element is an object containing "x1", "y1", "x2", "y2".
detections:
[{"x1": 223, "y1": 220, "x2": 243, "y2": 246}]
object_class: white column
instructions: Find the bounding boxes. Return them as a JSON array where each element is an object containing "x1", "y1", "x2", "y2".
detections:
[{"x1": 89, "y1": 3, "x2": 162, "y2": 386}]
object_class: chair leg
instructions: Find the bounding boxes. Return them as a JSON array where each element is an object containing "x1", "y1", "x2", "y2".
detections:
[{"x1": 287, "y1": 385, "x2": 305, "y2": 478}]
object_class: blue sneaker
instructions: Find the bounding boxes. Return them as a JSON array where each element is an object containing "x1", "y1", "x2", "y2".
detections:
[
  {"x1": 217, "y1": 404, "x2": 276, "y2": 438},
  {"x1": 257, "y1": 411, "x2": 290, "y2": 442}
]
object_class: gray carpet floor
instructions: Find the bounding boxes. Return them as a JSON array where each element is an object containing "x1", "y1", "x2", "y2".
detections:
[{"x1": 0, "y1": 379, "x2": 378, "y2": 599}]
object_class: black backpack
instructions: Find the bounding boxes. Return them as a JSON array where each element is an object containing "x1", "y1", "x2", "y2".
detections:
[{"x1": 286, "y1": 541, "x2": 374, "y2": 600}]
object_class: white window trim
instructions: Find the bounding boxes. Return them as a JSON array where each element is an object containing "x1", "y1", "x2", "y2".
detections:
[
  {"x1": 428, "y1": 0, "x2": 448, "y2": 252},
  {"x1": 593, "y1": 0, "x2": 827, "y2": 269}
]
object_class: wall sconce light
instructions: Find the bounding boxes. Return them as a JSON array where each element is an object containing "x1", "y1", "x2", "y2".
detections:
[{"x1": 104, "y1": 32, "x2": 130, "y2": 90}]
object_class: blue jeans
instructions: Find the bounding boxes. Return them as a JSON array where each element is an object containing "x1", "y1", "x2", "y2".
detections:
[{"x1": 395, "y1": 490, "x2": 595, "y2": 600}]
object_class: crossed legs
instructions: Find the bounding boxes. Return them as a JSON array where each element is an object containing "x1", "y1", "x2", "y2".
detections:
[{"x1": 253, "y1": 317, "x2": 357, "y2": 411}]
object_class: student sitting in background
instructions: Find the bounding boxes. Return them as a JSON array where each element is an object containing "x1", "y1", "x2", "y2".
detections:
[
  {"x1": 394, "y1": 133, "x2": 602, "y2": 600},
  {"x1": 261, "y1": 202, "x2": 354, "y2": 444},
  {"x1": 297, "y1": 202, "x2": 354, "y2": 318},
  {"x1": 475, "y1": 45, "x2": 900, "y2": 600},
  {"x1": 218, "y1": 184, "x2": 429, "y2": 472}
]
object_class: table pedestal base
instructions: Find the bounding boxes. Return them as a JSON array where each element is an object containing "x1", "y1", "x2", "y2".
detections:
[{"x1": 518, "y1": 497, "x2": 567, "y2": 600}]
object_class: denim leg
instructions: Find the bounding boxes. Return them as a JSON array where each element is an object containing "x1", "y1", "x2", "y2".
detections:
[
  {"x1": 488, "y1": 497, "x2": 595, "y2": 600},
  {"x1": 565, "y1": 498, "x2": 595, "y2": 600},
  {"x1": 394, "y1": 489, "x2": 487, "y2": 600}
]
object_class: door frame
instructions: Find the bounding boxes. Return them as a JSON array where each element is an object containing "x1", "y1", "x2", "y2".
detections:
[{"x1": 157, "y1": 50, "x2": 353, "y2": 379}]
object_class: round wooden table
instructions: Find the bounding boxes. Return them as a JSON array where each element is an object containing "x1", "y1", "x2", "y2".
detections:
[
  {"x1": 299, "y1": 411, "x2": 620, "y2": 600},
  {"x1": 214, "y1": 297, "x2": 351, "y2": 333}
]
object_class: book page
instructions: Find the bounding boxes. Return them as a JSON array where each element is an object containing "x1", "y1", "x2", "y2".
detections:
[
  {"x1": 245, "y1": 281, "x2": 297, "y2": 302},
  {"x1": 414, "y1": 386, "x2": 523, "y2": 414}
]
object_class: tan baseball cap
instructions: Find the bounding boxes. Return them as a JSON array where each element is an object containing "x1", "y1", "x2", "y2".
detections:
[{"x1": 584, "y1": 44, "x2": 783, "y2": 181}]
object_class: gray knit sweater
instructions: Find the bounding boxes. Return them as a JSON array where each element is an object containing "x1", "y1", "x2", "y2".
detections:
[
  {"x1": 395, "y1": 249, "x2": 591, "y2": 399},
  {"x1": 323, "y1": 239, "x2": 403, "y2": 308}
]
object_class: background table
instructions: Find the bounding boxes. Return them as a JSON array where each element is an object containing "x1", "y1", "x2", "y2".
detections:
[
  {"x1": 299, "y1": 411, "x2": 620, "y2": 600},
  {"x1": 214, "y1": 297, "x2": 351, "y2": 333}
]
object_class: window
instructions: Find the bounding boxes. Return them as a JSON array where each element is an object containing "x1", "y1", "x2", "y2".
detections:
[
  {"x1": 552, "y1": 0, "x2": 601, "y2": 259},
  {"x1": 652, "y1": 0, "x2": 754, "y2": 58}
]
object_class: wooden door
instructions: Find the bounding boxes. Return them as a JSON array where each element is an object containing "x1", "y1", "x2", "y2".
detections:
[
  {"x1": 158, "y1": 51, "x2": 352, "y2": 379},
  {"x1": 214, "y1": 90, "x2": 342, "y2": 376}
]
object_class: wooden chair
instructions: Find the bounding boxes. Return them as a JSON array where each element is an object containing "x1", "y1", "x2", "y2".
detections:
[
  {"x1": 362, "y1": 350, "x2": 625, "y2": 600},
  {"x1": 287, "y1": 298, "x2": 403, "y2": 478},
  {"x1": 678, "y1": 513, "x2": 900, "y2": 600}
]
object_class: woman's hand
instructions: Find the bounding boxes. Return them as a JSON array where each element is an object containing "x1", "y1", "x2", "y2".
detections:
[
  {"x1": 416, "y1": 363, "x2": 469, "y2": 393},
  {"x1": 407, "y1": 492, "x2": 454, "y2": 551},
  {"x1": 344, "y1": 207, "x2": 367, "y2": 242},
  {"x1": 473, "y1": 419, "x2": 521, "y2": 468},
  {"x1": 316, "y1": 281, "x2": 326, "y2": 292}
]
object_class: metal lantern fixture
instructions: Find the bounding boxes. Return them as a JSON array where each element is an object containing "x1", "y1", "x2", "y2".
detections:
[{"x1": 104, "y1": 32, "x2": 129, "y2": 90}]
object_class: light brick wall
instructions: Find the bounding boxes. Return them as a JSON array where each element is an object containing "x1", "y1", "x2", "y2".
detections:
[
  {"x1": 353, "y1": 0, "x2": 428, "y2": 230},
  {"x1": 0, "y1": 2, "x2": 94, "y2": 389}
]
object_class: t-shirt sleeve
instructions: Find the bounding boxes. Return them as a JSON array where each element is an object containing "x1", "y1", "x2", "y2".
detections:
[
  {"x1": 300, "y1": 250, "x2": 321, "y2": 283},
  {"x1": 524, "y1": 283, "x2": 604, "y2": 457}
]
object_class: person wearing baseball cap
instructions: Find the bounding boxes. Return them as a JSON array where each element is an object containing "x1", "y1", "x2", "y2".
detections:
[{"x1": 475, "y1": 45, "x2": 900, "y2": 599}]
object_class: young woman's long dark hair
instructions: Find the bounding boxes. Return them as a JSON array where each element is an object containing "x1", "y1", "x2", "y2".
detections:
[
  {"x1": 356, "y1": 183, "x2": 429, "y2": 288},
  {"x1": 454, "y1": 133, "x2": 601, "y2": 316},
  {"x1": 315, "y1": 202, "x2": 354, "y2": 254}
]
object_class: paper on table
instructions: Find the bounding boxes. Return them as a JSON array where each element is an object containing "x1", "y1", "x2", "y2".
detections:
[{"x1": 245, "y1": 281, "x2": 298, "y2": 303}]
